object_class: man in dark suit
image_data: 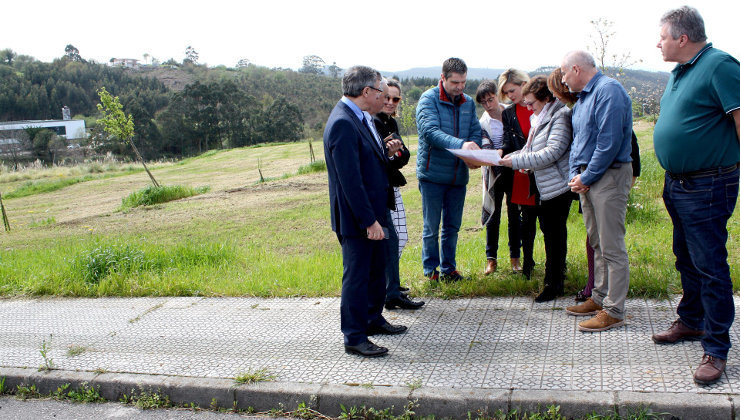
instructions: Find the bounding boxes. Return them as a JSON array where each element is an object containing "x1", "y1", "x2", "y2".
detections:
[{"x1": 324, "y1": 66, "x2": 407, "y2": 357}]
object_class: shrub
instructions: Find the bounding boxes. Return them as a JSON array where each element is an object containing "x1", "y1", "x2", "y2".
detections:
[{"x1": 120, "y1": 185, "x2": 210, "y2": 210}]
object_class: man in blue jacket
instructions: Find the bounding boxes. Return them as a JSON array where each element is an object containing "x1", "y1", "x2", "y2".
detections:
[{"x1": 416, "y1": 58, "x2": 482, "y2": 281}]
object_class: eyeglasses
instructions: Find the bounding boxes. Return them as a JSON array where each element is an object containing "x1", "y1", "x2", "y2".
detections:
[
  {"x1": 480, "y1": 97, "x2": 498, "y2": 105},
  {"x1": 365, "y1": 86, "x2": 383, "y2": 93},
  {"x1": 390, "y1": 97, "x2": 401, "y2": 103},
  {"x1": 523, "y1": 100, "x2": 536, "y2": 107}
]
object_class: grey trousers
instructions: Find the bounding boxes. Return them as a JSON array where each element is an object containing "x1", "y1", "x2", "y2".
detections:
[{"x1": 580, "y1": 164, "x2": 632, "y2": 319}]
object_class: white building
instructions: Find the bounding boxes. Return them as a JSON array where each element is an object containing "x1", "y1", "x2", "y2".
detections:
[
  {"x1": 109, "y1": 58, "x2": 140, "y2": 69},
  {"x1": 0, "y1": 119, "x2": 87, "y2": 139}
]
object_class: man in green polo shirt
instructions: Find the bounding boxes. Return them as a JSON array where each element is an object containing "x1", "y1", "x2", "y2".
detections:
[{"x1": 651, "y1": 6, "x2": 740, "y2": 386}]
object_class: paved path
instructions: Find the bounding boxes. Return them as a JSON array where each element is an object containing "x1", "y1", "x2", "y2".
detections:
[{"x1": 1, "y1": 296, "x2": 738, "y2": 418}]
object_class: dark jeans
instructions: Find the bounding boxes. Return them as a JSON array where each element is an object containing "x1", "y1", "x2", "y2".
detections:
[
  {"x1": 419, "y1": 180, "x2": 466, "y2": 275},
  {"x1": 485, "y1": 170, "x2": 523, "y2": 260},
  {"x1": 537, "y1": 191, "x2": 575, "y2": 289},
  {"x1": 663, "y1": 168, "x2": 739, "y2": 359}
]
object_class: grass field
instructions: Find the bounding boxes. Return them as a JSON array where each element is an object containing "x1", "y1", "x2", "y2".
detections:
[{"x1": 0, "y1": 121, "x2": 737, "y2": 298}]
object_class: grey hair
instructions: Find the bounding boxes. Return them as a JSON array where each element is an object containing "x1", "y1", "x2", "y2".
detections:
[
  {"x1": 564, "y1": 51, "x2": 596, "y2": 69},
  {"x1": 342, "y1": 66, "x2": 381, "y2": 97},
  {"x1": 660, "y1": 6, "x2": 707, "y2": 42}
]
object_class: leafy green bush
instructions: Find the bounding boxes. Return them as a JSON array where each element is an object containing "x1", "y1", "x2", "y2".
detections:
[{"x1": 120, "y1": 185, "x2": 210, "y2": 209}]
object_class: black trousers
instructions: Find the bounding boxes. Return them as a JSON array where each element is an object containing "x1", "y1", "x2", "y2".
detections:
[{"x1": 522, "y1": 191, "x2": 575, "y2": 288}]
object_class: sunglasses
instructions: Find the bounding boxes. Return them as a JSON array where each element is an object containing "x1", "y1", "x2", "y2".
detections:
[{"x1": 389, "y1": 97, "x2": 401, "y2": 103}]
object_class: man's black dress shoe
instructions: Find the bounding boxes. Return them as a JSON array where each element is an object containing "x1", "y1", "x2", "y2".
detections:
[
  {"x1": 344, "y1": 340, "x2": 388, "y2": 357},
  {"x1": 367, "y1": 321, "x2": 408, "y2": 336},
  {"x1": 385, "y1": 294, "x2": 425, "y2": 310}
]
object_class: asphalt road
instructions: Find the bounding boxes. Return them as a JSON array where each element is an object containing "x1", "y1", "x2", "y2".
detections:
[{"x1": 0, "y1": 396, "x2": 289, "y2": 420}]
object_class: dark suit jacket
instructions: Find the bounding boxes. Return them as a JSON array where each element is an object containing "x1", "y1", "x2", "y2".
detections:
[{"x1": 324, "y1": 100, "x2": 390, "y2": 238}]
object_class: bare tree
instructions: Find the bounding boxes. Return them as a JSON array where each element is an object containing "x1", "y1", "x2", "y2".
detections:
[{"x1": 588, "y1": 18, "x2": 642, "y2": 74}]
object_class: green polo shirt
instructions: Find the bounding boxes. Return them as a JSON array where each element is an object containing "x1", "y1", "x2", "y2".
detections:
[{"x1": 653, "y1": 43, "x2": 740, "y2": 173}]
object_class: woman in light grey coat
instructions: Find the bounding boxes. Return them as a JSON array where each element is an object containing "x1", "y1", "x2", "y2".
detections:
[{"x1": 500, "y1": 75, "x2": 576, "y2": 302}]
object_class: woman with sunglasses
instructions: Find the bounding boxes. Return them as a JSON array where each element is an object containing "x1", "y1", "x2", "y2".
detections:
[
  {"x1": 373, "y1": 80, "x2": 425, "y2": 310},
  {"x1": 499, "y1": 75, "x2": 575, "y2": 302}
]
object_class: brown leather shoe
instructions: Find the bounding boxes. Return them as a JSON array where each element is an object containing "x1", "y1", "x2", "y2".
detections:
[
  {"x1": 652, "y1": 319, "x2": 705, "y2": 344},
  {"x1": 694, "y1": 354, "x2": 726, "y2": 385},
  {"x1": 484, "y1": 259, "x2": 497, "y2": 275},
  {"x1": 578, "y1": 310, "x2": 624, "y2": 332},
  {"x1": 510, "y1": 258, "x2": 522, "y2": 272},
  {"x1": 565, "y1": 298, "x2": 602, "y2": 316}
]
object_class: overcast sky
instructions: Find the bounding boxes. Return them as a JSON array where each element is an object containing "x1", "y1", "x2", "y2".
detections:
[{"x1": 5, "y1": 0, "x2": 738, "y2": 74}]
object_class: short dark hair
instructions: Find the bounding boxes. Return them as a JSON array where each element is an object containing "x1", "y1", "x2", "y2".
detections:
[
  {"x1": 342, "y1": 66, "x2": 381, "y2": 97},
  {"x1": 522, "y1": 75, "x2": 554, "y2": 103},
  {"x1": 661, "y1": 6, "x2": 707, "y2": 42},
  {"x1": 442, "y1": 57, "x2": 467, "y2": 79},
  {"x1": 475, "y1": 79, "x2": 498, "y2": 103}
]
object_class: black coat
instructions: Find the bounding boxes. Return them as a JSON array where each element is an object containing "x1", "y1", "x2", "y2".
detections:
[{"x1": 373, "y1": 113, "x2": 410, "y2": 188}]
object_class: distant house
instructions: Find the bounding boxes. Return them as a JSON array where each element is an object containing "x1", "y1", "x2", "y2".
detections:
[
  {"x1": 0, "y1": 119, "x2": 87, "y2": 140},
  {"x1": 109, "y1": 58, "x2": 140, "y2": 69}
]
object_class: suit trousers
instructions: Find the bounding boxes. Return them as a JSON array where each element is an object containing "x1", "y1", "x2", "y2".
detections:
[
  {"x1": 340, "y1": 235, "x2": 387, "y2": 346},
  {"x1": 580, "y1": 164, "x2": 632, "y2": 319}
]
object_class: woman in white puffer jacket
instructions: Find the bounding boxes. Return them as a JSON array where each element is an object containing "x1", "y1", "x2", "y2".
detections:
[{"x1": 499, "y1": 75, "x2": 576, "y2": 303}]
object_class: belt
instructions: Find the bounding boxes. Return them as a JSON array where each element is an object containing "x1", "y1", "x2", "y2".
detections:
[
  {"x1": 666, "y1": 164, "x2": 739, "y2": 181},
  {"x1": 578, "y1": 162, "x2": 625, "y2": 174}
]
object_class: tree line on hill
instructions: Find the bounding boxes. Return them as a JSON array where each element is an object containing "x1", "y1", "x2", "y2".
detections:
[{"x1": 1, "y1": 47, "x2": 664, "y2": 167}]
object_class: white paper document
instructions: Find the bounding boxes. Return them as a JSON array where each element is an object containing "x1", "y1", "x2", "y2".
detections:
[{"x1": 446, "y1": 148, "x2": 502, "y2": 166}]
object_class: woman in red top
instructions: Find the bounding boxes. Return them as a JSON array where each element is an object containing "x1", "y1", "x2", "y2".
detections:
[{"x1": 499, "y1": 68, "x2": 537, "y2": 278}]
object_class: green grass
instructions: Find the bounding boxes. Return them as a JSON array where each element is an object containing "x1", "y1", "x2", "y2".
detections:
[
  {"x1": 120, "y1": 184, "x2": 211, "y2": 209},
  {"x1": 0, "y1": 129, "x2": 737, "y2": 298}
]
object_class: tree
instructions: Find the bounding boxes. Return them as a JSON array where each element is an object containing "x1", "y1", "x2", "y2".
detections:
[
  {"x1": 183, "y1": 46, "x2": 199, "y2": 65},
  {"x1": 64, "y1": 44, "x2": 84, "y2": 62},
  {"x1": 299, "y1": 55, "x2": 325, "y2": 75},
  {"x1": 97, "y1": 87, "x2": 159, "y2": 187},
  {"x1": 327, "y1": 61, "x2": 342, "y2": 78},
  {"x1": 236, "y1": 58, "x2": 251, "y2": 69},
  {"x1": 143, "y1": 53, "x2": 150, "y2": 65},
  {"x1": 588, "y1": 18, "x2": 641, "y2": 75},
  {"x1": 1, "y1": 49, "x2": 16, "y2": 65}
]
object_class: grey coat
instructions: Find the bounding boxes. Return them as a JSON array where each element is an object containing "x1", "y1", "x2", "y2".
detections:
[{"x1": 509, "y1": 100, "x2": 572, "y2": 201}]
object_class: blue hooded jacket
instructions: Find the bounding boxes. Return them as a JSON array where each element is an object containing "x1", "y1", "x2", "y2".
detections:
[{"x1": 415, "y1": 81, "x2": 482, "y2": 186}]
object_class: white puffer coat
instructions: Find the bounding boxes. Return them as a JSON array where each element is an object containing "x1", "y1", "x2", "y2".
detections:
[{"x1": 509, "y1": 100, "x2": 572, "y2": 201}]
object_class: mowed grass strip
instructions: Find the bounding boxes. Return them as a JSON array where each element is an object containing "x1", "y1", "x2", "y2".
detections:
[{"x1": 0, "y1": 123, "x2": 737, "y2": 298}]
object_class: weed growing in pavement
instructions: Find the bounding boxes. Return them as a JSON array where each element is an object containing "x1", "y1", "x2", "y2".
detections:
[
  {"x1": 470, "y1": 405, "x2": 669, "y2": 420},
  {"x1": 39, "y1": 335, "x2": 55, "y2": 371},
  {"x1": 15, "y1": 384, "x2": 41, "y2": 399},
  {"x1": 66, "y1": 345, "x2": 89, "y2": 357},
  {"x1": 339, "y1": 400, "x2": 419, "y2": 420},
  {"x1": 234, "y1": 368, "x2": 276, "y2": 384},
  {"x1": 51, "y1": 382, "x2": 104, "y2": 403},
  {"x1": 405, "y1": 378, "x2": 422, "y2": 391},
  {"x1": 0, "y1": 377, "x2": 6, "y2": 394},
  {"x1": 120, "y1": 387, "x2": 172, "y2": 409}
]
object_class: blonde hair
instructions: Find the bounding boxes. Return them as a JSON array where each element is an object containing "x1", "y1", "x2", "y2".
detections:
[{"x1": 497, "y1": 68, "x2": 530, "y2": 101}]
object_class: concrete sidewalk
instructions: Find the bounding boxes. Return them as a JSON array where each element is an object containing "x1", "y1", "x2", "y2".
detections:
[{"x1": 1, "y1": 296, "x2": 738, "y2": 418}]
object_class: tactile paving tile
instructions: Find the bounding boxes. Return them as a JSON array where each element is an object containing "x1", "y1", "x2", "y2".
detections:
[{"x1": 2, "y1": 296, "x2": 740, "y2": 395}]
